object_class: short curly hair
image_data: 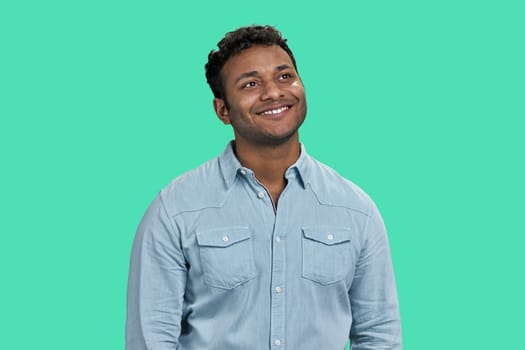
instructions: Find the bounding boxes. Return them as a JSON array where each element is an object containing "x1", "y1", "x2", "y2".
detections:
[{"x1": 205, "y1": 25, "x2": 298, "y2": 105}]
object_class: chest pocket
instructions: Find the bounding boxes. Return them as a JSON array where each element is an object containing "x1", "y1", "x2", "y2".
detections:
[
  {"x1": 196, "y1": 226, "x2": 257, "y2": 289},
  {"x1": 302, "y1": 226, "x2": 352, "y2": 285}
]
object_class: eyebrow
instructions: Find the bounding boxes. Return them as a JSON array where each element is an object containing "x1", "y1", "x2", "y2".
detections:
[
  {"x1": 276, "y1": 64, "x2": 292, "y2": 71},
  {"x1": 234, "y1": 64, "x2": 294, "y2": 84},
  {"x1": 234, "y1": 71, "x2": 258, "y2": 84}
]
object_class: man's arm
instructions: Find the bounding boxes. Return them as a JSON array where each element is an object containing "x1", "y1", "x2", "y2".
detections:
[
  {"x1": 126, "y1": 193, "x2": 187, "y2": 350},
  {"x1": 349, "y1": 203, "x2": 402, "y2": 349}
]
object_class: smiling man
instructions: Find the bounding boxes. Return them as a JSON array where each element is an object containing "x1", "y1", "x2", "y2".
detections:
[{"x1": 126, "y1": 25, "x2": 402, "y2": 350}]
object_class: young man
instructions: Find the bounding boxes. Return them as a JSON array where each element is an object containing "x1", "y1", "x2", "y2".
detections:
[{"x1": 127, "y1": 25, "x2": 401, "y2": 350}]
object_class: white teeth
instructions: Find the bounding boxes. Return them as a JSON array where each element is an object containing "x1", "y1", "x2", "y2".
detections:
[{"x1": 260, "y1": 106, "x2": 289, "y2": 115}]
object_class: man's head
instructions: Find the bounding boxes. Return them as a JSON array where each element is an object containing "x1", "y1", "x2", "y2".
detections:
[
  {"x1": 205, "y1": 25, "x2": 306, "y2": 147},
  {"x1": 205, "y1": 25, "x2": 298, "y2": 107}
]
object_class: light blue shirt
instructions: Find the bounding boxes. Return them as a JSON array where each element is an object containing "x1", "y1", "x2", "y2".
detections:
[{"x1": 126, "y1": 142, "x2": 401, "y2": 350}]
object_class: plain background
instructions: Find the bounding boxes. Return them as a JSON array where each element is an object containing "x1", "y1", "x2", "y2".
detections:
[{"x1": 1, "y1": 1, "x2": 524, "y2": 349}]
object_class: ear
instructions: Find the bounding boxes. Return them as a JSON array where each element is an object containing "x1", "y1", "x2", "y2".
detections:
[{"x1": 213, "y1": 98, "x2": 231, "y2": 125}]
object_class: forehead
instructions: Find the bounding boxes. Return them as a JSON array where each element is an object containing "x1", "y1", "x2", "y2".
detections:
[{"x1": 221, "y1": 45, "x2": 295, "y2": 83}]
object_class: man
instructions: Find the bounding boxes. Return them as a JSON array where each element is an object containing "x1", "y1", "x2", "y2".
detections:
[{"x1": 127, "y1": 25, "x2": 401, "y2": 350}]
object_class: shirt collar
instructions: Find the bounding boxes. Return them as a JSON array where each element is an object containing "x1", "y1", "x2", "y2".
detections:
[
  {"x1": 218, "y1": 141, "x2": 243, "y2": 188},
  {"x1": 218, "y1": 141, "x2": 310, "y2": 189}
]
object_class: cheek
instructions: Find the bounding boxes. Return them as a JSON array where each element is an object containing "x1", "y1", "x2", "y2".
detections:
[
  {"x1": 289, "y1": 82, "x2": 305, "y2": 96},
  {"x1": 239, "y1": 96, "x2": 259, "y2": 114},
  {"x1": 228, "y1": 93, "x2": 250, "y2": 110},
  {"x1": 230, "y1": 102, "x2": 255, "y2": 122}
]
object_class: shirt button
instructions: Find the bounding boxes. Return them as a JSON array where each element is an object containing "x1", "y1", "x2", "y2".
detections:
[
  {"x1": 240, "y1": 169, "x2": 247, "y2": 175},
  {"x1": 327, "y1": 233, "x2": 334, "y2": 241},
  {"x1": 222, "y1": 235, "x2": 229, "y2": 242},
  {"x1": 274, "y1": 339, "x2": 281, "y2": 346},
  {"x1": 275, "y1": 286, "x2": 282, "y2": 293},
  {"x1": 275, "y1": 236, "x2": 281, "y2": 243},
  {"x1": 257, "y1": 191, "x2": 265, "y2": 199}
]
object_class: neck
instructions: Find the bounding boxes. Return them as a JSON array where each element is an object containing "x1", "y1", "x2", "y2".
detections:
[{"x1": 233, "y1": 136, "x2": 301, "y2": 206}]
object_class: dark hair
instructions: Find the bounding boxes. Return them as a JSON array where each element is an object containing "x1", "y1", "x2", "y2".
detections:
[{"x1": 205, "y1": 25, "x2": 297, "y2": 104}]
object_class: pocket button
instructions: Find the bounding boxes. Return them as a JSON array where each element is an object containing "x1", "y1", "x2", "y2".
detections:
[
  {"x1": 196, "y1": 227, "x2": 256, "y2": 289},
  {"x1": 302, "y1": 227, "x2": 352, "y2": 285}
]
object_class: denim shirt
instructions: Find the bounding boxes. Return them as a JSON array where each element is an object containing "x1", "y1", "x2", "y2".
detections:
[{"x1": 126, "y1": 142, "x2": 401, "y2": 350}]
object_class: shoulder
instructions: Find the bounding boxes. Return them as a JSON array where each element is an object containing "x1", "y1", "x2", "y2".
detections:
[
  {"x1": 305, "y1": 156, "x2": 375, "y2": 216},
  {"x1": 158, "y1": 156, "x2": 229, "y2": 216}
]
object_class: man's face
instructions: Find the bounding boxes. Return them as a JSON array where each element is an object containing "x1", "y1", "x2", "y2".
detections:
[{"x1": 214, "y1": 45, "x2": 307, "y2": 146}]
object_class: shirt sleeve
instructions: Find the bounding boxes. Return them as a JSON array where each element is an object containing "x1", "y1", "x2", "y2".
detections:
[
  {"x1": 349, "y1": 203, "x2": 402, "y2": 349},
  {"x1": 126, "y1": 193, "x2": 187, "y2": 350}
]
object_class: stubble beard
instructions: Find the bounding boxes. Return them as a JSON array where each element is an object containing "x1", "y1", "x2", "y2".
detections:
[{"x1": 234, "y1": 103, "x2": 307, "y2": 147}]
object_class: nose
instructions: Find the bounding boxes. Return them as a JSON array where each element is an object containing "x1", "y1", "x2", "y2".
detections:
[{"x1": 260, "y1": 80, "x2": 284, "y2": 100}]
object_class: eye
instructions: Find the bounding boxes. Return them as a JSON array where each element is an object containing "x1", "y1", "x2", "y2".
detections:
[
  {"x1": 242, "y1": 81, "x2": 258, "y2": 89},
  {"x1": 279, "y1": 73, "x2": 293, "y2": 81}
]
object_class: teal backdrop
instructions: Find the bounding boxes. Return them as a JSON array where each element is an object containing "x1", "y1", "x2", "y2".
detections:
[{"x1": 1, "y1": 1, "x2": 524, "y2": 349}]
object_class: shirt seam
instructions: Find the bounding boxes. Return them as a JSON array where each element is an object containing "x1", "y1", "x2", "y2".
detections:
[
  {"x1": 307, "y1": 183, "x2": 371, "y2": 217},
  {"x1": 168, "y1": 177, "x2": 236, "y2": 219}
]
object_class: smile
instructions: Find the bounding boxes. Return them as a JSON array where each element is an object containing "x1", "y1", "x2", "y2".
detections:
[{"x1": 258, "y1": 105, "x2": 290, "y2": 116}]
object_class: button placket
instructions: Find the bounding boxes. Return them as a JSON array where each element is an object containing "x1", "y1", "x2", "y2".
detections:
[{"x1": 270, "y1": 227, "x2": 286, "y2": 348}]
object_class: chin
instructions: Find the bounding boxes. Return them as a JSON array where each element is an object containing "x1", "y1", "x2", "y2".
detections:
[{"x1": 262, "y1": 130, "x2": 299, "y2": 146}]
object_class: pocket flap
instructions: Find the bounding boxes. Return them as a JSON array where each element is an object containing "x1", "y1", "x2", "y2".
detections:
[
  {"x1": 196, "y1": 226, "x2": 251, "y2": 248},
  {"x1": 302, "y1": 226, "x2": 351, "y2": 245}
]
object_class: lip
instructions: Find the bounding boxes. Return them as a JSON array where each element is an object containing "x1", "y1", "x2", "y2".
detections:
[{"x1": 255, "y1": 104, "x2": 293, "y2": 118}]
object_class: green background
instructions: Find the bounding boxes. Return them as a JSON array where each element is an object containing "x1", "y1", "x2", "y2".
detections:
[{"x1": 1, "y1": 0, "x2": 523, "y2": 349}]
